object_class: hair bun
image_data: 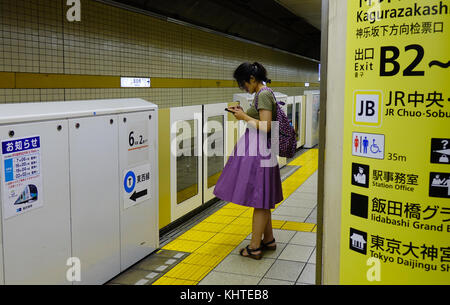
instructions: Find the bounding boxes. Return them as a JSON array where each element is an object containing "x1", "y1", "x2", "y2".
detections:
[{"x1": 233, "y1": 62, "x2": 269, "y2": 87}]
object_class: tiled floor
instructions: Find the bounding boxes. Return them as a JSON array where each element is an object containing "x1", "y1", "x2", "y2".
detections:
[
  {"x1": 198, "y1": 171, "x2": 318, "y2": 285},
  {"x1": 106, "y1": 148, "x2": 319, "y2": 285}
]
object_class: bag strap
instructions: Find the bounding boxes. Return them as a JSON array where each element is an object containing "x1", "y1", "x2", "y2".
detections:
[{"x1": 254, "y1": 87, "x2": 275, "y2": 110}]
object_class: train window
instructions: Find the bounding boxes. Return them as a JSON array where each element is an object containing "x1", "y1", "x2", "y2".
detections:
[
  {"x1": 207, "y1": 115, "x2": 224, "y2": 189},
  {"x1": 176, "y1": 119, "x2": 198, "y2": 204},
  {"x1": 295, "y1": 106, "x2": 300, "y2": 142}
]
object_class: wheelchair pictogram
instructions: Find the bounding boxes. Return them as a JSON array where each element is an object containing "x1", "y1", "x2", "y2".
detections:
[{"x1": 370, "y1": 139, "x2": 382, "y2": 154}]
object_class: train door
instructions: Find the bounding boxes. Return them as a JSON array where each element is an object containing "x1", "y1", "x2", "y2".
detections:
[
  {"x1": 170, "y1": 105, "x2": 203, "y2": 221},
  {"x1": 294, "y1": 95, "x2": 306, "y2": 148},
  {"x1": 203, "y1": 103, "x2": 228, "y2": 203}
]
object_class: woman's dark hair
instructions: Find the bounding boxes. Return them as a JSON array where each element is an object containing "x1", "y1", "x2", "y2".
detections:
[{"x1": 233, "y1": 62, "x2": 271, "y2": 89}]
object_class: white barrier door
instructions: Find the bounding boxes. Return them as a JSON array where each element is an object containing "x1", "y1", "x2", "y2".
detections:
[
  {"x1": 0, "y1": 120, "x2": 71, "y2": 284},
  {"x1": 118, "y1": 110, "x2": 158, "y2": 271},
  {"x1": 69, "y1": 115, "x2": 120, "y2": 285}
]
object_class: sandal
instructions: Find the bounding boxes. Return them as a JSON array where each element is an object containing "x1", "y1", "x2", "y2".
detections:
[
  {"x1": 261, "y1": 238, "x2": 276, "y2": 251},
  {"x1": 239, "y1": 245, "x2": 263, "y2": 260}
]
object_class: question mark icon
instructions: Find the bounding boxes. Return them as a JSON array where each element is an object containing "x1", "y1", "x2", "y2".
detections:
[{"x1": 442, "y1": 140, "x2": 449, "y2": 150}]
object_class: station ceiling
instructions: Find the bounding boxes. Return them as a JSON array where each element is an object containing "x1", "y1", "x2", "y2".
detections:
[
  {"x1": 276, "y1": 0, "x2": 321, "y2": 30},
  {"x1": 105, "y1": 0, "x2": 322, "y2": 61}
]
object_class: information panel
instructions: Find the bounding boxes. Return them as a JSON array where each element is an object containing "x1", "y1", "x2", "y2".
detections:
[
  {"x1": 1, "y1": 136, "x2": 43, "y2": 219},
  {"x1": 340, "y1": 0, "x2": 450, "y2": 284}
]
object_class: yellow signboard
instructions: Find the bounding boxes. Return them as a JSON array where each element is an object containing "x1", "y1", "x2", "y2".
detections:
[{"x1": 340, "y1": 0, "x2": 450, "y2": 284}]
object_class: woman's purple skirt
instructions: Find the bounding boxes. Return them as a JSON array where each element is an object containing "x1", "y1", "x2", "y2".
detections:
[{"x1": 213, "y1": 128, "x2": 283, "y2": 210}]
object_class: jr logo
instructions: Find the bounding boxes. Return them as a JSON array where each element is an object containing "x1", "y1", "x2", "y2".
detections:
[
  {"x1": 357, "y1": 99, "x2": 376, "y2": 117},
  {"x1": 353, "y1": 91, "x2": 382, "y2": 127}
]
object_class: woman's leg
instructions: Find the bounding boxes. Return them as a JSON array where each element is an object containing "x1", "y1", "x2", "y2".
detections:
[
  {"x1": 262, "y1": 212, "x2": 275, "y2": 246},
  {"x1": 242, "y1": 208, "x2": 269, "y2": 256},
  {"x1": 251, "y1": 208, "x2": 269, "y2": 248}
]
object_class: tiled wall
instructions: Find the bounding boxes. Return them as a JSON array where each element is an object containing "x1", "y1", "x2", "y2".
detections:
[{"x1": 0, "y1": 0, "x2": 319, "y2": 107}]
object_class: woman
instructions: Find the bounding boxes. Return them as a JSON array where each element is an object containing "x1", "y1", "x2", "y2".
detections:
[{"x1": 213, "y1": 62, "x2": 283, "y2": 260}]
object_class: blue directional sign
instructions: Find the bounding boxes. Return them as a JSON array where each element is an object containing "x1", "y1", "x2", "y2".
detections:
[{"x1": 123, "y1": 170, "x2": 136, "y2": 193}]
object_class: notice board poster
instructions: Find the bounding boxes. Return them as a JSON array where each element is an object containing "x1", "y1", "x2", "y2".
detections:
[
  {"x1": 1, "y1": 136, "x2": 44, "y2": 219},
  {"x1": 340, "y1": 0, "x2": 450, "y2": 284}
]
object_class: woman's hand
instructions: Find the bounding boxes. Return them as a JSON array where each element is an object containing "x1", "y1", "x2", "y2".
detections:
[{"x1": 228, "y1": 106, "x2": 246, "y2": 121}]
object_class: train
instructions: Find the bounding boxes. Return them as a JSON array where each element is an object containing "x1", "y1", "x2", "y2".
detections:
[{"x1": 14, "y1": 184, "x2": 38, "y2": 205}]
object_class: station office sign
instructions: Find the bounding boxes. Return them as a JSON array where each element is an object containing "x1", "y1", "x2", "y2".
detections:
[{"x1": 340, "y1": 0, "x2": 450, "y2": 284}]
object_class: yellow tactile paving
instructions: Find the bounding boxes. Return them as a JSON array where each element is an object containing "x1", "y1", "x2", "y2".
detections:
[
  {"x1": 177, "y1": 230, "x2": 216, "y2": 243},
  {"x1": 162, "y1": 239, "x2": 204, "y2": 253},
  {"x1": 182, "y1": 253, "x2": 225, "y2": 268},
  {"x1": 288, "y1": 149, "x2": 318, "y2": 166},
  {"x1": 153, "y1": 149, "x2": 319, "y2": 285},
  {"x1": 220, "y1": 224, "x2": 252, "y2": 235},
  {"x1": 194, "y1": 242, "x2": 235, "y2": 257},
  {"x1": 280, "y1": 149, "x2": 318, "y2": 201},
  {"x1": 239, "y1": 209, "x2": 254, "y2": 218},
  {"x1": 222, "y1": 202, "x2": 251, "y2": 210},
  {"x1": 281, "y1": 221, "x2": 316, "y2": 232},
  {"x1": 283, "y1": 180, "x2": 298, "y2": 187},
  {"x1": 230, "y1": 217, "x2": 252, "y2": 226},
  {"x1": 190, "y1": 222, "x2": 228, "y2": 233},
  {"x1": 163, "y1": 263, "x2": 212, "y2": 282},
  {"x1": 288, "y1": 149, "x2": 319, "y2": 166},
  {"x1": 213, "y1": 208, "x2": 247, "y2": 217},
  {"x1": 271, "y1": 219, "x2": 286, "y2": 229},
  {"x1": 152, "y1": 276, "x2": 197, "y2": 285},
  {"x1": 208, "y1": 232, "x2": 248, "y2": 246},
  {"x1": 203, "y1": 214, "x2": 237, "y2": 225}
]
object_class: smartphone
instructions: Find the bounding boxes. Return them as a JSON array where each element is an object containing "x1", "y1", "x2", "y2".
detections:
[{"x1": 224, "y1": 108, "x2": 234, "y2": 113}]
